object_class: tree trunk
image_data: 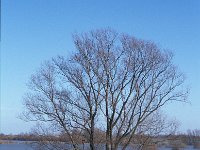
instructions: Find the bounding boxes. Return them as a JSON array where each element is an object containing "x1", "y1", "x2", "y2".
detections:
[
  {"x1": 109, "y1": 127, "x2": 113, "y2": 150},
  {"x1": 106, "y1": 123, "x2": 114, "y2": 150},
  {"x1": 90, "y1": 118, "x2": 95, "y2": 150},
  {"x1": 106, "y1": 121, "x2": 111, "y2": 150}
]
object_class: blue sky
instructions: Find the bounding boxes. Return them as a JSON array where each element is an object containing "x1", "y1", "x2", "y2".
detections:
[{"x1": 1, "y1": 0, "x2": 200, "y2": 134}]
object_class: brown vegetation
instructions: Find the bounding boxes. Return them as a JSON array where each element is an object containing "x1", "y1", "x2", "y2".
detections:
[{"x1": 1, "y1": 131, "x2": 200, "y2": 149}]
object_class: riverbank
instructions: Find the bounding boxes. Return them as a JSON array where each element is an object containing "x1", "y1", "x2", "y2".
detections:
[{"x1": 0, "y1": 140, "x2": 33, "y2": 144}]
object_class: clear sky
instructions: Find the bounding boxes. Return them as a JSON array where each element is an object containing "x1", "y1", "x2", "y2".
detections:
[{"x1": 1, "y1": 0, "x2": 200, "y2": 134}]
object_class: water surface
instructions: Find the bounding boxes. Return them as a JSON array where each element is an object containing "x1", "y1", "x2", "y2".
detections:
[{"x1": 0, "y1": 143, "x2": 198, "y2": 150}]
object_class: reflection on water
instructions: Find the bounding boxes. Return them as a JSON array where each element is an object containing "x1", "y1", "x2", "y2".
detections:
[{"x1": 0, "y1": 144, "x2": 33, "y2": 150}]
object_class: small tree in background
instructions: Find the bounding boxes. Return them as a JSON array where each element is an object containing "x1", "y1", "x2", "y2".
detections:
[{"x1": 187, "y1": 129, "x2": 200, "y2": 148}]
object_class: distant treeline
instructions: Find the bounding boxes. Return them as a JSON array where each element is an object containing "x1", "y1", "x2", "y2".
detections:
[
  {"x1": 1, "y1": 129, "x2": 200, "y2": 149},
  {"x1": 0, "y1": 133, "x2": 40, "y2": 141}
]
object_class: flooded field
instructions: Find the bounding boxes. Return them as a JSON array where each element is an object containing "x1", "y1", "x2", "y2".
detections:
[{"x1": 0, "y1": 143, "x2": 199, "y2": 150}]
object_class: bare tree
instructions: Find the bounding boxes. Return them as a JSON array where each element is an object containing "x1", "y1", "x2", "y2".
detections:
[
  {"x1": 69, "y1": 29, "x2": 187, "y2": 150},
  {"x1": 129, "y1": 111, "x2": 179, "y2": 150},
  {"x1": 187, "y1": 129, "x2": 200, "y2": 148},
  {"x1": 22, "y1": 29, "x2": 187, "y2": 150}
]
